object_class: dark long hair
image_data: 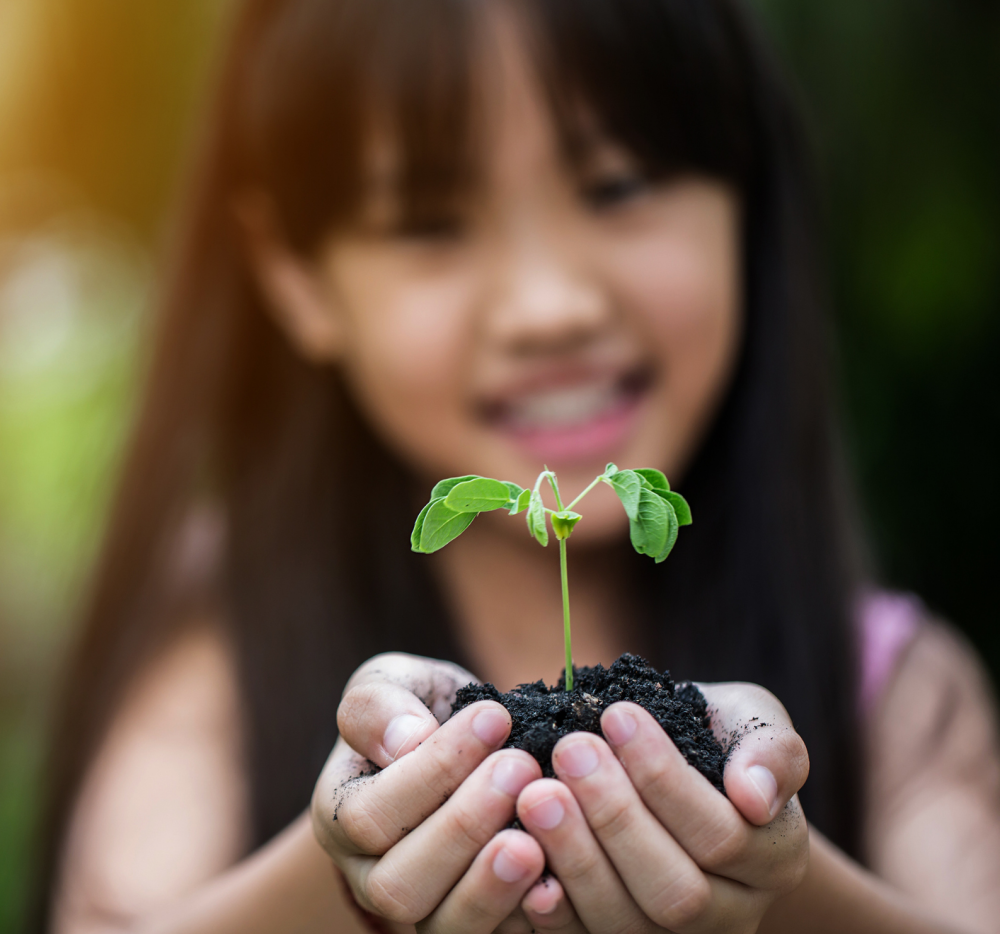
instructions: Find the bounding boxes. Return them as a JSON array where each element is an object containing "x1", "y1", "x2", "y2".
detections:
[{"x1": 32, "y1": 0, "x2": 863, "y2": 926}]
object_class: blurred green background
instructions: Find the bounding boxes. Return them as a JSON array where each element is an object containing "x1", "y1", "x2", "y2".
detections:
[{"x1": 0, "y1": 0, "x2": 997, "y2": 929}]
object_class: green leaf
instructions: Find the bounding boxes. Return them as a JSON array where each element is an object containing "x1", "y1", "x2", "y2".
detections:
[
  {"x1": 629, "y1": 487, "x2": 669, "y2": 558},
  {"x1": 417, "y1": 500, "x2": 477, "y2": 552},
  {"x1": 527, "y1": 490, "x2": 549, "y2": 547},
  {"x1": 445, "y1": 477, "x2": 511, "y2": 513},
  {"x1": 509, "y1": 487, "x2": 531, "y2": 515},
  {"x1": 608, "y1": 469, "x2": 642, "y2": 520},
  {"x1": 662, "y1": 490, "x2": 692, "y2": 526},
  {"x1": 634, "y1": 468, "x2": 670, "y2": 494},
  {"x1": 430, "y1": 475, "x2": 480, "y2": 500},
  {"x1": 654, "y1": 500, "x2": 680, "y2": 563},
  {"x1": 632, "y1": 468, "x2": 690, "y2": 527},
  {"x1": 603, "y1": 462, "x2": 619, "y2": 478},
  {"x1": 410, "y1": 497, "x2": 440, "y2": 552},
  {"x1": 551, "y1": 510, "x2": 582, "y2": 540},
  {"x1": 504, "y1": 481, "x2": 527, "y2": 503}
]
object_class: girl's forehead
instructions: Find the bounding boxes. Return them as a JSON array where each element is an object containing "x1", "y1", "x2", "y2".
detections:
[
  {"x1": 467, "y1": 8, "x2": 621, "y2": 177},
  {"x1": 362, "y1": 16, "x2": 609, "y2": 199}
]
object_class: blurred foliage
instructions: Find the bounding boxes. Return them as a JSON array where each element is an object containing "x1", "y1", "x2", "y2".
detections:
[
  {"x1": 0, "y1": 0, "x2": 998, "y2": 930},
  {"x1": 753, "y1": 0, "x2": 1000, "y2": 671},
  {"x1": 0, "y1": 224, "x2": 145, "y2": 933},
  {"x1": 0, "y1": 0, "x2": 231, "y2": 237}
]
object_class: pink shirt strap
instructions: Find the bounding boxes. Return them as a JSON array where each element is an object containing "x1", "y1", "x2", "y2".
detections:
[{"x1": 857, "y1": 590, "x2": 923, "y2": 715}]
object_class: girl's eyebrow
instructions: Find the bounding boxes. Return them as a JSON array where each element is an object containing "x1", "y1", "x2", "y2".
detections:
[
  {"x1": 559, "y1": 115, "x2": 632, "y2": 168},
  {"x1": 571, "y1": 134, "x2": 638, "y2": 173}
]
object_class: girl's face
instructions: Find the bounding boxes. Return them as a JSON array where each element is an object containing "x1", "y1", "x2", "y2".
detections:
[{"x1": 252, "y1": 18, "x2": 742, "y2": 545}]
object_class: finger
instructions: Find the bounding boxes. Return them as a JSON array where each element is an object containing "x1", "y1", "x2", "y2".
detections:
[
  {"x1": 521, "y1": 874, "x2": 587, "y2": 932},
  {"x1": 344, "y1": 651, "x2": 477, "y2": 723},
  {"x1": 312, "y1": 738, "x2": 379, "y2": 856},
  {"x1": 602, "y1": 699, "x2": 808, "y2": 890},
  {"x1": 696, "y1": 683, "x2": 810, "y2": 826},
  {"x1": 601, "y1": 702, "x2": 765, "y2": 882},
  {"x1": 338, "y1": 681, "x2": 441, "y2": 768},
  {"x1": 317, "y1": 700, "x2": 512, "y2": 856},
  {"x1": 490, "y1": 908, "x2": 534, "y2": 934},
  {"x1": 493, "y1": 909, "x2": 537, "y2": 934},
  {"x1": 517, "y1": 778, "x2": 657, "y2": 934},
  {"x1": 551, "y1": 734, "x2": 761, "y2": 933},
  {"x1": 357, "y1": 750, "x2": 541, "y2": 922},
  {"x1": 418, "y1": 830, "x2": 545, "y2": 934}
]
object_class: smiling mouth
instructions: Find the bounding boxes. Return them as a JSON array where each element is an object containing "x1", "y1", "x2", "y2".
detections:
[{"x1": 478, "y1": 366, "x2": 654, "y2": 461}]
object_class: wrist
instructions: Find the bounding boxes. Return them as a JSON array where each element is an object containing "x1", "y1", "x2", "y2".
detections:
[{"x1": 760, "y1": 830, "x2": 962, "y2": 934}]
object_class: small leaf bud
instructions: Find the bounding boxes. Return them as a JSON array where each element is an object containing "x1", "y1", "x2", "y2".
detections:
[{"x1": 552, "y1": 510, "x2": 582, "y2": 540}]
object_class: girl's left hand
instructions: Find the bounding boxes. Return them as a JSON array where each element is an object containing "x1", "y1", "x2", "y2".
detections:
[{"x1": 511, "y1": 683, "x2": 811, "y2": 934}]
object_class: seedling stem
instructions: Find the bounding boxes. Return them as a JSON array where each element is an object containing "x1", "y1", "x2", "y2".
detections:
[{"x1": 560, "y1": 536, "x2": 573, "y2": 690}]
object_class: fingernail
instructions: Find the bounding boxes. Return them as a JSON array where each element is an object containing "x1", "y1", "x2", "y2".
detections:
[
  {"x1": 491, "y1": 757, "x2": 536, "y2": 797},
  {"x1": 383, "y1": 714, "x2": 426, "y2": 761},
  {"x1": 533, "y1": 896, "x2": 559, "y2": 915},
  {"x1": 602, "y1": 706, "x2": 637, "y2": 746},
  {"x1": 556, "y1": 738, "x2": 599, "y2": 778},
  {"x1": 747, "y1": 765, "x2": 779, "y2": 819},
  {"x1": 524, "y1": 795, "x2": 564, "y2": 830},
  {"x1": 473, "y1": 707, "x2": 510, "y2": 746},
  {"x1": 526, "y1": 878, "x2": 559, "y2": 914},
  {"x1": 493, "y1": 845, "x2": 531, "y2": 883}
]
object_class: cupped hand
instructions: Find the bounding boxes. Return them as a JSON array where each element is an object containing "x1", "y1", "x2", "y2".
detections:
[
  {"x1": 311, "y1": 653, "x2": 546, "y2": 932},
  {"x1": 513, "y1": 682, "x2": 811, "y2": 934}
]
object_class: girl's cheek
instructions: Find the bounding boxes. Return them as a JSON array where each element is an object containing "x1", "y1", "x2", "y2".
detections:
[
  {"x1": 333, "y1": 259, "x2": 483, "y2": 469},
  {"x1": 650, "y1": 291, "x2": 740, "y2": 473},
  {"x1": 606, "y1": 188, "x2": 740, "y2": 358},
  {"x1": 602, "y1": 217, "x2": 741, "y2": 474},
  {"x1": 335, "y1": 247, "x2": 479, "y2": 371}
]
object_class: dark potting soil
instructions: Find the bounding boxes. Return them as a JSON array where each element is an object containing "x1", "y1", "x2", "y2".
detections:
[{"x1": 451, "y1": 653, "x2": 727, "y2": 794}]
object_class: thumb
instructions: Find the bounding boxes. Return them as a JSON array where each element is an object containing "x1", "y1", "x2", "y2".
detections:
[
  {"x1": 697, "y1": 682, "x2": 811, "y2": 825},
  {"x1": 338, "y1": 652, "x2": 478, "y2": 768}
]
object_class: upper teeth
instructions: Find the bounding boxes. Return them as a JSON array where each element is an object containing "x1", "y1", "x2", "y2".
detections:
[{"x1": 508, "y1": 380, "x2": 621, "y2": 429}]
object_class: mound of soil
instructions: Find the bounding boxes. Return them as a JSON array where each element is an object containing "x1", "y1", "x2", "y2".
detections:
[{"x1": 452, "y1": 653, "x2": 727, "y2": 794}]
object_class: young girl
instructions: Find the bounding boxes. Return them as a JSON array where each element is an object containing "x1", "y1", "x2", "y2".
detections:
[{"x1": 33, "y1": 0, "x2": 1000, "y2": 931}]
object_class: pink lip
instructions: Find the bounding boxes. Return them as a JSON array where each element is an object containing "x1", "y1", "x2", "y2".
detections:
[{"x1": 495, "y1": 391, "x2": 645, "y2": 464}]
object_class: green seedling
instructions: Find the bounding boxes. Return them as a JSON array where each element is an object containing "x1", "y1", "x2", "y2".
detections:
[{"x1": 411, "y1": 465, "x2": 692, "y2": 691}]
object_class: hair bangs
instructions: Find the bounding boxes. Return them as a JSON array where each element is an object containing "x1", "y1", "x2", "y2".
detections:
[
  {"x1": 236, "y1": 0, "x2": 481, "y2": 252},
  {"x1": 526, "y1": 0, "x2": 758, "y2": 188}
]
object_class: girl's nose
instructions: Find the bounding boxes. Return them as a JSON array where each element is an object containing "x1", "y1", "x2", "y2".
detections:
[{"x1": 484, "y1": 240, "x2": 612, "y2": 355}]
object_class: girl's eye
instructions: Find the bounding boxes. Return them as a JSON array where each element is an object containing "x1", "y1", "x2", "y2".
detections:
[{"x1": 581, "y1": 172, "x2": 651, "y2": 211}]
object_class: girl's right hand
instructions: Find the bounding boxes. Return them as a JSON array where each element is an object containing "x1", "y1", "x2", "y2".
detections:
[{"x1": 311, "y1": 653, "x2": 546, "y2": 933}]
